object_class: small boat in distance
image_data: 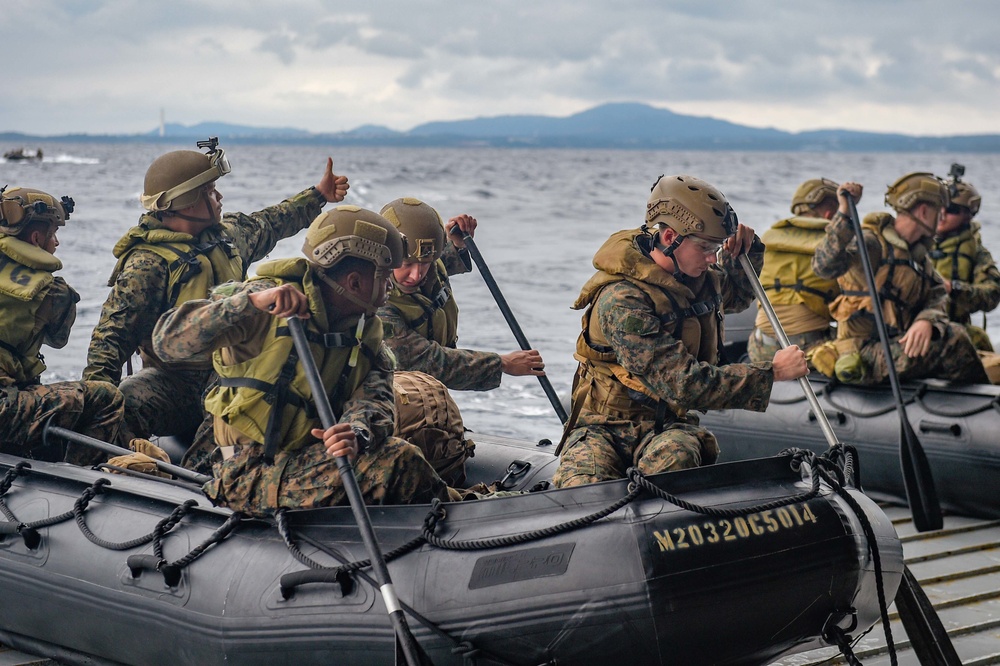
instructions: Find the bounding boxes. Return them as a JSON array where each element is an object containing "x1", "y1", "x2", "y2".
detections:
[{"x1": 2, "y1": 148, "x2": 43, "y2": 162}]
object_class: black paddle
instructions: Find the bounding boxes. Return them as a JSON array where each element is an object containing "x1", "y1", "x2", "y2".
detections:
[
  {"x1": 844, "y1": 194, "x2": 942, "y2": 532},
  {"x1": 740, "y1": 253, "x2": 961, "y2": 666},
  {"x1": 459, "y1": 232, "x2": 568, "y2": 424},
  {"x1": 42, "y1": 422, "x2": 212, "y2": 484},
  {"x1": 285, "y1": 316, "x2": 427, "y2": 666}
]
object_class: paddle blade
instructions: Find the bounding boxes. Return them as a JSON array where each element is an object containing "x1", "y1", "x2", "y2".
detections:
[
  {"x1": 895, "y1": 565, "x2": 961, "y2": 666},
  {"x1": 899, "y1": 420, "x2": 943, "y2": 532}
]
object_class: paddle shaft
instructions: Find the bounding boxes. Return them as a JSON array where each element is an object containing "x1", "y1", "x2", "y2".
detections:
[
  {"x1": 42, "y1": 424, "x2": 211, "y2": 484},
  {"x1": 844, "y1": 194, "x2": 942, "y2": 532},
  {"x1": 285, "y1": 317, "x2": 424, "y2": 666},
  {"x1": 460, "y1": 232, "x2": 568, "y2": 424},
  {"x1": 737, "y1": 254, "x2": 839, "y2": 449},
  {"x1": 740, "y1": 254, "x2": 961, "y2": 664}
]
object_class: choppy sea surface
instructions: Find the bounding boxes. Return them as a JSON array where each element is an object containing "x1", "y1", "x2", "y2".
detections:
[{"x1": 3, "y1": 143, "x2": 1000, "y2": 443}]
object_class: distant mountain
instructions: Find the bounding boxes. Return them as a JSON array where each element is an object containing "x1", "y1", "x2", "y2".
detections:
[
  {"x1": 4, "y1": 103, "x2": 1000, "y2": 151},
  {"x1": 148, "y1": 122, "x2": 312, "y2": 140}
]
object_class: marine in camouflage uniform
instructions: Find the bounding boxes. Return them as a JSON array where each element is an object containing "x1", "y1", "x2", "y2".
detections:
[
  {"x1": 747, "y1": 178, "x2": 844, "y2": 364},
  {"x1": 0, "y1": 187, "x2": 124, "y2": 464},
  {"x1": 152, "y1": 205, "x2": 448, "y2": 517},
  {"x1": 812, "y1": 172, "x2": 988, "y2": 385},
  {"x1": 377, "y1": 198, "x2": 544, "y2": 391},
  {"x1": 553, "y1": 175, "x2": 809, "y2": 488},
  {"x1": 929, "y1": 178, "x2": 1000, "y2": 351},
  {"x1": 82, "y1": 139, "x2": 348, "y2": 449}
]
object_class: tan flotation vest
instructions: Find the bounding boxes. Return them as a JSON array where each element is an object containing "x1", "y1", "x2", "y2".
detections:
[
  {"x1": 204, "y1": 258, "x2": 381, "y2": 460},
  {"x1": 569, "y1": 229, "x2": 723, "y2": 428},
  {"x1": 760, "y1": 216, "x2": 840, "y2": 318},
  {"x1": 930, "y1": 224, "x2": 979, "y2": 321},
  {"x1": 0, "y1": 237, "x2": 62, "y2": 385},
  {"x1": 110, "y1": 215, "x2": 244, "y2": 308},
  {"x1": 828, "y1": 212, "x2": 937, "y2": 339},
  {"x1": 385, "y1": 260, "x2": 459, "y2": 347}
]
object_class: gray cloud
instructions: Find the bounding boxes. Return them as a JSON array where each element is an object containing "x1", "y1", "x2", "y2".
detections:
[{"x1": 4, "y1": 0, "x2": 1000, "y2": 135}]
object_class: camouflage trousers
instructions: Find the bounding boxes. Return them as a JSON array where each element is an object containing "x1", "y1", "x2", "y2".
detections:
[
  {"x1": 119, "y1": 367, "x2": 213, "y2": 443},
  {"x1": 552, "y1": 414, "x2": 720, "y2": 488},
  {"x1": 0, "y1": 380, "x2": 125, "y2": 465},
  {"x1": 746, "y1": 326, "x2": 834, "y2": 365},
  {"x1": 204, "y1": 436, "x2": 450, "y2": 518},
  {"x1": 855, "y1": 321, "x2": 989, "y2": 385}
]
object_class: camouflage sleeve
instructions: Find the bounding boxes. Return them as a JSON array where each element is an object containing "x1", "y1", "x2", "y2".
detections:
[
  {"x1": 914, "y1": 268, "x2": 949, "y2": 328},
  {"x1": 812, "y1": 212, "x2": 882, "y2": 280},
  {"x1": 717, "y1": 236, "x2": 764, "y2": 313},
  {"x1": 377, "y1": 303, "x2": 503, "y2": 391},
  {"x1": 440, "y1": 241, "x2": 473, "y2": 276},
  {"x1": 340, "y1": 343, "x2": 396, "y2": 450},
  {"x1": 152, "y1": 280, "x2": 276, "y2": 361},
  {"x1": 82, "y1": 251, "x2": 171, "y2": 384},
  {"x1": 954, "y1": 243, "x2": 1000, "y2": 317},
  {"x1": 221, "y1": 188, "x2": 326, "y2": 266},
  {"x1": 39, "y1": 277, "x2": 80, "y2": 349},
  {"x1": 596, "y1": 281, "x2": 774, "y2": 413}
]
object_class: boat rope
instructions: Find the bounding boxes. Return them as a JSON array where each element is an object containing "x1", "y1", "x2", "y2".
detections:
[
  {"x1": 0, "y1": 465, "x2": 244, "y2": 586},
  {"x1": 826, "y1": 626, "x2": 865, "y2": 666},
  {"x1": 822, "y1": 381, "x2": 919, "y2": 418},
  {"x1": 914, "y1": 388, "x2": 1000, "y2": 418}
]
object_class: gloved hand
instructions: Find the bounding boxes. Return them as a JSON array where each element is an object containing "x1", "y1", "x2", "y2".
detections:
[{"x1": 107, "y1": 438, "x2": 171, "y2": 478}]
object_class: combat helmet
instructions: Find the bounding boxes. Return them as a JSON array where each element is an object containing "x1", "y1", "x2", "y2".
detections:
[
  {"x1": 949, "y1": 181, "x2": 981, "y2": 216},
  {"x1": 303, "y1": 205, "x2": 406, "y2": 317},
  {"x1": 790, "y1": 178, "x2": 839, "y2": 215},
  {"x1": 884, "y1": 172, "x2": 949, "y2": 214},
  {"x1": 140, "y1": 137, "x2": 231, "y2": 213},
  {"x1": 0, "y1": 186, "x2": 74, "y2": 237},
  {"x1": 379, "y1": 197, "x2": 444, "y2": 263},
  {"x1": 646, "y1": 174, "x2": 738, "y2": 242}
]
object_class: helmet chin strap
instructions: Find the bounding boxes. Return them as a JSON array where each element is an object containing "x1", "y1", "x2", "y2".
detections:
[
  {"x1": 652, "y1": 227, "x2": 686, "y2": 280},
  {"x1": 315, "y1": 270, "x2": 381, "y2": 317},
  {"x1": 315, "y1": 269, "x2": 383, "y2": 367}
]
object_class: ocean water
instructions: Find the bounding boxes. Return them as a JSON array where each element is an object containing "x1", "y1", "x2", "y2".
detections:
[{"x1": 3, "y1": 142, "x2": 1000, "y2": 444}]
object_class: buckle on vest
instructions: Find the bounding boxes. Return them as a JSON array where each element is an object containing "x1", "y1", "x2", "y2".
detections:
[
  {"x1": 432, "y1": 287, "x2": 451, "y2": 310},
  {"x1": 322, "y1": 332, "x2": 359, "y2": 348}
]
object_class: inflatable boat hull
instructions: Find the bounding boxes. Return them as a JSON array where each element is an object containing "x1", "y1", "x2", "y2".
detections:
[
  {"x1": 702, "y1": 375, "x2": 1000, "y2": 519},
  {"x1": 0, "y1": 452, "x2": 901, "y2": 665}
]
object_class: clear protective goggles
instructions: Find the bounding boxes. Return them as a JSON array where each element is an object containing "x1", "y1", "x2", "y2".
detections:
[
  {"x1": 142, "y1": 141, "x2": 231, "y2": 212},
  {"x1": 686, "y1": 235, "x2": 723, "y2": 257}
]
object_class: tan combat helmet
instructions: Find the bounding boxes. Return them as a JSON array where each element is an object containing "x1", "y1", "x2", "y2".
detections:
[
  {"x1": 379, "y1": 197, "x2": 444, "y2": 263},
  {"x1": 884, "y1": 172, "x2": 949, "y2": 214},
  {"x1": 303, "y1": 205, "x2": 406, "y2": 271},
  {"x1": 949, "y1": 181, "x2": 981, "y2": 216},
  {"x1": 140, "y1": 137, "x2": 231, "y2": 213},
  {"x1": 790, "y1": 178, "x2": 839, "y2": 215},
  {"x1": 647, "y1": 174, "x2": 738, "y2": 241},
  {"x1": 303, "y1": 205, "x2": 407, "y2": 320},
  {"x1": 0, "y1": 186, "x2": 74, "y2": 237}
]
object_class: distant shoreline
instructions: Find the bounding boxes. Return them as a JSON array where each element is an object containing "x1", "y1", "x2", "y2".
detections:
[{"x1": 4, "y1": 102, "x2": 1000, "y2": 152}]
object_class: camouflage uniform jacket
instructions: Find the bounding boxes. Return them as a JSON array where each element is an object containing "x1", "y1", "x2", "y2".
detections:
[
  {"x1": 152, "y1": 279, "x2": 395, "y2": 449},
  {"x1": 813, "y1": 211, "x2": 948, "y2": 338},
  {"x1": 379, "y1": 242, "x2": 503, "y2": 391},
  {"x1": 930, "y1": 223, "x2": 1000, "y2": 324},
  {"x1": 83, "y1": 188, "x2": 326, "y2": 385},
  {"x1": 572, "y1": 229, "x2": 774, "y2": 424}
]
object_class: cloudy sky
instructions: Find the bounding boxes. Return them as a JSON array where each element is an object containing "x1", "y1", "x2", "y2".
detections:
[{"x1": 6, "y1": 0, "x2": 999, "y2": 137}]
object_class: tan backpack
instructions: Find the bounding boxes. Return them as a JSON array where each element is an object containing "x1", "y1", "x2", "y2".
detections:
[{"x1": 393, "y1": 371, "x2": 474, "y2": 485}]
